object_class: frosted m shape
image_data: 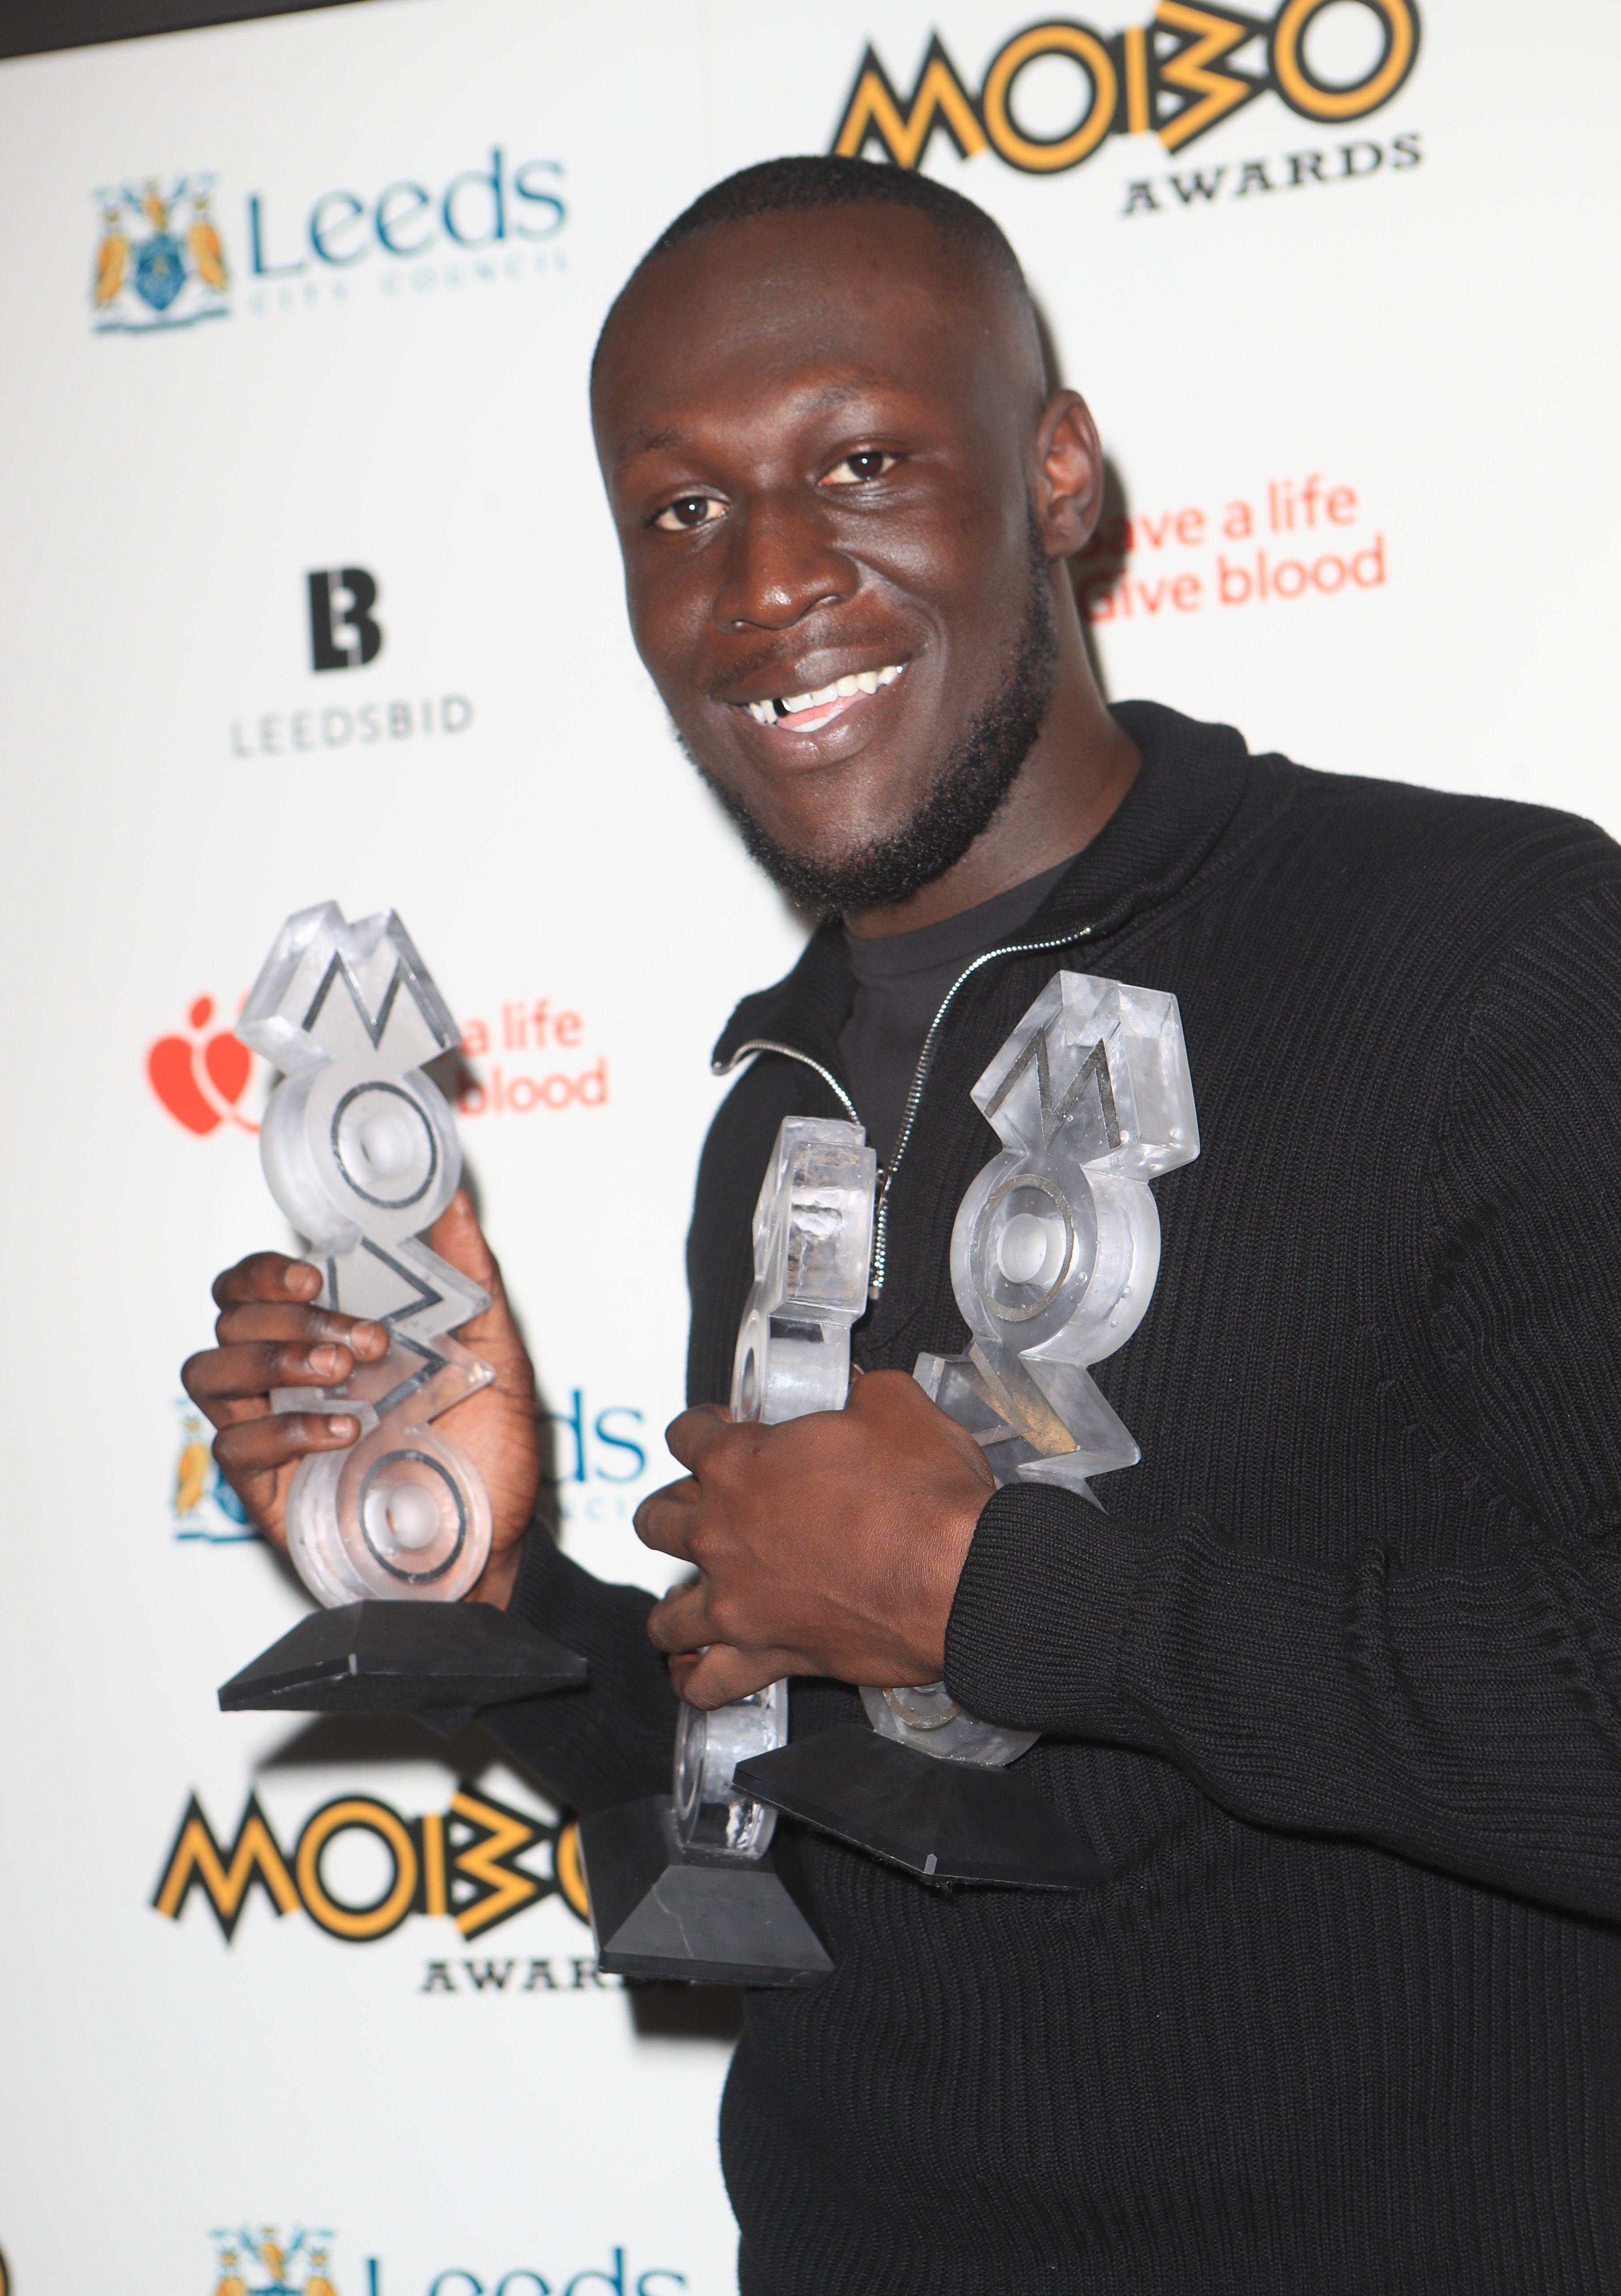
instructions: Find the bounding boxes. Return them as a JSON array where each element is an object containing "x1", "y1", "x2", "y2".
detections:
[{"x1": 237, "y1": 902, "x2": 495, "y2": 1606}]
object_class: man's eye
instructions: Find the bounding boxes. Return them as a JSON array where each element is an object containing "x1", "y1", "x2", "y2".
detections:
[
  {"x1": 654, "y1": 495, "x2": 724, "y2": 530},
  {"x1": 823, "y1": 451, "x2": 898, "y2": 486}
]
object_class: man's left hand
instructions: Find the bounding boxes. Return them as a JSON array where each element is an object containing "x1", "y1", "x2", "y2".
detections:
[{"x1": 635, "y1": 1369, "x2": 997, "y2": 1708}]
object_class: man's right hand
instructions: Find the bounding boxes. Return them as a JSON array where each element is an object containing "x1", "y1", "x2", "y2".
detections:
[{"x1": 180, "y1": 1191, "x2": 543, "y2": 1606}]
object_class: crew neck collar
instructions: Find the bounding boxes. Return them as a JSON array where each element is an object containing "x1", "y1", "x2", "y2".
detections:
[{"x1": 842, "y1": 852, "x2": 1078, "y2": 981}]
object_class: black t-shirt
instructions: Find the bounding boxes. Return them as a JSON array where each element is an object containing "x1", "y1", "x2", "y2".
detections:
[{"x1": 835, "y1": 855, "x2": 1077, "y2": 1162}]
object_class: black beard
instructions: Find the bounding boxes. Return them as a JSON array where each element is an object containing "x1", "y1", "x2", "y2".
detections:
[{"x1": 682, "y1": 522, "x2": 1058, "y2": 918}]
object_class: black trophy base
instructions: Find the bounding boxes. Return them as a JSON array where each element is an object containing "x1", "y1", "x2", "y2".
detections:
[
  {"x1": 579, "y1": 1796, "x2": 833, "y2": 1988},
  {"x1": 219, "y1": 1598, "x2": 587, "y2": 1734},
  {"x1": 736, "y1": 1725, "x2": 1105, "y2": 1889}
]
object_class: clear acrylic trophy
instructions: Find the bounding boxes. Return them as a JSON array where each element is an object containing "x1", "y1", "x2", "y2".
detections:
[
  {"x1": 577, "y1": 1117, "x2": 872, "y2": 1985},
  {"x1": 218, "y1": 904, "x2": 584, "y2": 1729},
  {"x1": 734, "y1": 971, "x2": 1197, "y2": 1889}
]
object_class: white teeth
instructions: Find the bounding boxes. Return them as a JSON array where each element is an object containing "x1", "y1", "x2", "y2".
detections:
[{"x1": 745, "y1": 664, "x2": 906, "y2": 724}]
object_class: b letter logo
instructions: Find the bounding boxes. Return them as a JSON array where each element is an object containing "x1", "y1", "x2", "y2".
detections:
[{"x1": 308, "y1": 567, "x2": 383, "y2": 672}]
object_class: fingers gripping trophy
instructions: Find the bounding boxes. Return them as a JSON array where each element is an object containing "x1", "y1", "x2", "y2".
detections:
[
  {"x1": 588, "y1": 972, "x2": 1197, "y2": 1964},
  {"x1": 733, "y1": 969, "x2": 1199, "y2": 1890},
  {"x1": 218, "y1": 903, "x2": 583, "y2": 1726}
]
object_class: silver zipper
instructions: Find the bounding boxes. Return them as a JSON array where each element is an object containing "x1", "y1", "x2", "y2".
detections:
[
  {"x1": 714, "y1": 1037, "x2": 862, "y2": 1127},
  {"x1": 714, "y1": 923, "x2": 1092, "y2": 1299}
]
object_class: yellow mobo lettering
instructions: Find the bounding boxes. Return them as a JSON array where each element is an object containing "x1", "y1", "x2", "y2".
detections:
[
  {"x1": 554, "y1": 1818, "x2": 591, "y2": 1923},
  {"x1": 156, "y1": 1782, "x2": 583, "y2": 1943},
  {"x1": 833, "y1": 34, "x2": 987, "y2": 167},
  {"x1": 982, "y1": 25, "x2": 1118, "y2": 172},
  {"x1": 153, "y1": 1793, "x2": 301, "y2": 1937},
  {"x1": 295, "y1": 1796, "x2": 419, "y2": 1941},
  {"x1": 829, "y1": 0, "x2": 1422, "y2": 171},
  {"x1": 1272, "y1": 0, "x2": 1418, "y2": 120},
  {"x1": 448, "y1": 1787, "x2": 545, "y2": 1936},
  {"x1": 1154, "y1": 3, "x2": 1257, "y2": 151}
]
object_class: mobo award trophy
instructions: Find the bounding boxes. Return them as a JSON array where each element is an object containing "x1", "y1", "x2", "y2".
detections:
[
  {"x1": 218, "y1": 903, "x2": 584, "y2": 1728},
  {"x1": 578, "y1": 1116, "x2": 875, "y2": 1986},
  {"x1": 732, "y1": 970, "x2": 1198, "y2": 1889}
]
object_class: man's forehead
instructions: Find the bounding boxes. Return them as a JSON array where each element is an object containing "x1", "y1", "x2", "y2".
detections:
[
  {"x1": 595, "y1": 205, "x2": 1020, "y2": 412},
  {"x1": 610, "y1": 376, "x2": 920, "y2": 469},
  {"x1": 596, "y1": 274, "x2": 1036, "y2": 477}
]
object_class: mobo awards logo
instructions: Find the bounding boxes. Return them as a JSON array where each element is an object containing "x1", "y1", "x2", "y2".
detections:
[
  {"x1": 154, "y1": 1781, "x2": 587, "y2": 1943},
  {"x1": 92, "y1": 173, "x2": 229, "y2": 330},
  {"x1": 832, "y1": 0, "x2": 1418, "y2": 172}
]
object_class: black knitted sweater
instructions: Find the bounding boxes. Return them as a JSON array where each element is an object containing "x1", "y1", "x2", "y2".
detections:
[{"x1": 490, "y1": 702, "x2": 1621, "y2": 2294}]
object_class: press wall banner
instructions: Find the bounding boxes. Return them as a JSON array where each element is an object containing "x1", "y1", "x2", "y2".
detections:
[{"x1": 0, "y1": 1, "x2": 1616, "y2": 2288}]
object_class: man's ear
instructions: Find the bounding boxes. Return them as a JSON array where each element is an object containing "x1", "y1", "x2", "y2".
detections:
[{"x1": 1033, "y1": 390, "x2": 1104, "y2": 558}]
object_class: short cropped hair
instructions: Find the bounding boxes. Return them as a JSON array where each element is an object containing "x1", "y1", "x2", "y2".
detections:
[
  {"x1": 594, "y1": 155, "x2": 1037, "y2": 390},
  {"x1": 643, "y1": 153, "x2": 1029, "y2": 295}
]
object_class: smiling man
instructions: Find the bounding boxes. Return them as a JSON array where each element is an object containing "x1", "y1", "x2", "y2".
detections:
[{"x1": 186, "y1": 159, "x2": 1621, "y2": 2293}]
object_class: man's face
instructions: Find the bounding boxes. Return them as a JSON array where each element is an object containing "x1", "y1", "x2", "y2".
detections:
[{"x1": 592, "y1": 207, "x2": 1051, "y2": 895}]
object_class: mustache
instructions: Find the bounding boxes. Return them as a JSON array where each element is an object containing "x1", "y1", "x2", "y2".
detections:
[{"x1": 705, "y1": 618, "x2": 907, "y2": 703}]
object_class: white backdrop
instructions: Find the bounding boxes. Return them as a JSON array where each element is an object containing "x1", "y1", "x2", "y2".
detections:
[{"x1": 0, "y1": 2, "x2": 1617, "y2": 2290}]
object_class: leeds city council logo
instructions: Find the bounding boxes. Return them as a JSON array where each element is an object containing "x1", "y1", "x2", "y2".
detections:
[
  {"x1": 92, "y1": 174, "x2": 230, "y2": 332},
  {"x1": 210, "y1": 2226, "x2": 337, "y2": 2295},
  {"x1": 832, "y1": 0, "x2": 1419, "y2": 173},
  {"x1": 173, "y1": 1401, "x2": 257, "y2": 1543}
]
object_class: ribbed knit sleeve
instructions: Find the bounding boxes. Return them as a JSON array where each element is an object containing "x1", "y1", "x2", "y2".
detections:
[
  {"x1": 944, "y1": 889, "x2": 1621, "y2": 1922},
  {"x1": 475, "y1": 1527, "x2": 677, "y2": 1815}
]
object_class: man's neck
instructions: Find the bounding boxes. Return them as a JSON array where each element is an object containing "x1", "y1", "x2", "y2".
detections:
[{"x1": 843, "y1": 594, "x2": 1140, "y2": 941}]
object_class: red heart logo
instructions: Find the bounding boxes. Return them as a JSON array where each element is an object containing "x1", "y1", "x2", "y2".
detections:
[
  {"x1": 147, "y1": 1035, "x2": 220, "y2": 1134},
  {"x1": 204, "y1": 1030, "x2": 251, "y2": 1105},
  {"x1": 146, "y1": 997, "x2": 258, "y2": 1135}
]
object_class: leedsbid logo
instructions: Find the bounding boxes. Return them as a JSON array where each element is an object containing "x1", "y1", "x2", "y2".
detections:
[
  {"x1": 832, "y1": 0, "x2": 1419, "y2": 173},
  {"x1": 309, "y1": 569, "x2": 383, "y2": 673}
]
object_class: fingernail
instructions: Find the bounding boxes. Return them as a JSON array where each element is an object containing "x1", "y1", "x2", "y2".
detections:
[
  {"x1": 307, "y1": 1345, "x2": 339, "y2": 1377},
  {"x1": 286, "y1": 1261, "x2": 319, "y2": 1292},
  {"x1": 327, "y1": 1415, "x2": 358, "y2": 1441},
  {"x1": 352, "y1": 1322, "x2": 384, "y2": 1351}
]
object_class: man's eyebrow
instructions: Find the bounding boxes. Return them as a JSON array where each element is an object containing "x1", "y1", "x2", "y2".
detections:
[
  {"x1": 614, "y1": 375, "x2": 906, "y2": 471},
  {"x1": 615, "y1": 425, "x2": 686, "y2": 468}
]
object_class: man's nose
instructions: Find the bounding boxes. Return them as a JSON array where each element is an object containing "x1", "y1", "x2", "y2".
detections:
[{"x1": 712, "y1": 497, "x2": 858, "y2": 631}]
